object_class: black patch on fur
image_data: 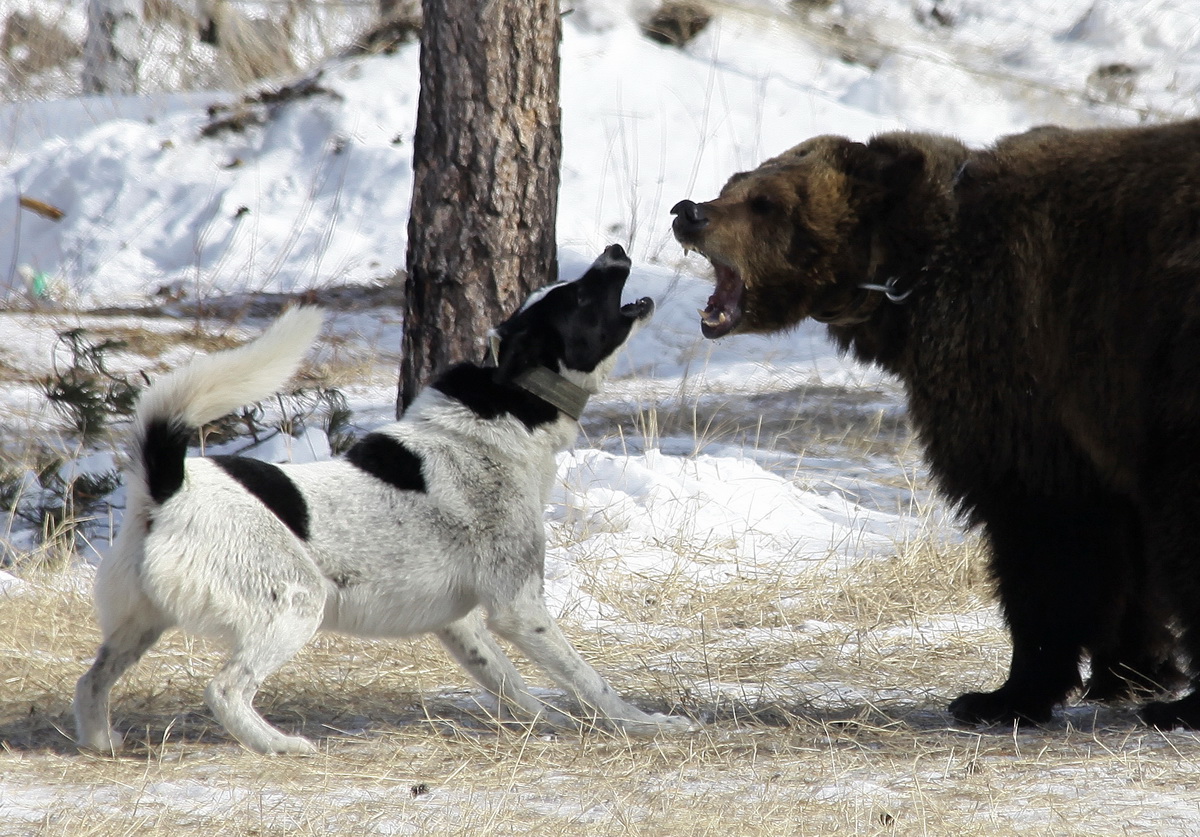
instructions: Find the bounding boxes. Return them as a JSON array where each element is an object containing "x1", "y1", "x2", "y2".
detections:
[
  {"x1": 427, "y1": 246, "x2": 643, "y2": 429},
  {"x1": 432, "y1": 364, "x2": 558, "y2": 431},
  {"x1": 346, "y1": 433, "x2": 428, "y2": 491},
  {"x1": 211, "y1": 456, "x2": 311, "y2": 541},
  {"x1": 490, "y1": 248, "x2": 640, "y2": 380},
  {"x1": 143, "y1": 417, "x2": 191, "y2": 504}
]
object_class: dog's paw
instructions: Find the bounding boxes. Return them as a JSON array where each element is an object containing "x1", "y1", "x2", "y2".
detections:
[
  {"x1": 616, "y1": 712, "x2": 698, "y2": 738},
  {"x1": 538, "y1": 708, "x2": 581, "y2": 731},
  {"x1": 76, "y1": 729, "x2": 124, "y2": 756},
  {"x1": 249, "y1": 732, "x2": 318, "y2": 756},
  {"x1": 275, "y1": 735, "x2": 318, "y2": 756},
  {"x1": 651, "y1": 712, "x2": 699, "y2": 734}
]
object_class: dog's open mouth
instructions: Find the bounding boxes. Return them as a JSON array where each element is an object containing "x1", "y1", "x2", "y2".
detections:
[
  {"x1": 700, "y1": 261, "x2": 744, "y2": 339},
  {"x1": 622, "y1": 297, "x2": 655, "y2": 322}
]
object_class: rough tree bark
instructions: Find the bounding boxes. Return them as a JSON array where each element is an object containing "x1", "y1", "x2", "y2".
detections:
[
  {"x1": 82, "y1": 0, "x2": 141, "y2": 95},
  {"x1": 398, "y1": 0, "x2": 562, "y2": 413}
]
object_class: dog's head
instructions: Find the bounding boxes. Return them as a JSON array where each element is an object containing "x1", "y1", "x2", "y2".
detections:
[{"x1": 490, "y1": 244, "x2": 654, "y2": 396}]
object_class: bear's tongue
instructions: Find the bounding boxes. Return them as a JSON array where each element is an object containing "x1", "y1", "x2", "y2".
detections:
[{"x1": 700, "y1": 261, "x2": 744, "y2": 339}]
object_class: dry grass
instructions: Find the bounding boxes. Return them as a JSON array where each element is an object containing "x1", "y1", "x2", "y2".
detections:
[
  {"x1": 69, "y1": 318, "x2": 385, "y2": 396},
  {"x1": 3, "y1": 311, "x2": 1198, "y2": 836},
  {"x1": 4, "y1": 529, "x2": 1196, "y2": 836},
  {"x1": 75, "y1": 324, "x2": 242, "y2": 362},
  {"x1": 582, "y1": 383, "x2": 911, "y2": 464},
  {"x1": 0, "y1": 1, "x2": 383, "y2": 103}
]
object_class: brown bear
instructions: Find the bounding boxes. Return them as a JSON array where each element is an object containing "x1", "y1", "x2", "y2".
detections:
[{"x1": 670, "y1": 120, "x2": 1200, "y2": 727}]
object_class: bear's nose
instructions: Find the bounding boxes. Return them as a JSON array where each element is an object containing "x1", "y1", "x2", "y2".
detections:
[{"x1": 670, "y1": 200, "x2": 708, "y2": 235}]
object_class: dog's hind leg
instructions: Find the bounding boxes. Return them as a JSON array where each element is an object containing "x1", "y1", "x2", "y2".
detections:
[
  {"x1": 436, "y1": 611, "x2": 574, "y2": 729},
  {"x1": 75, "y1": 512, "x2": 172, "y2": 754},
  {"x1": 486, "y1": 583, "x2": 695, "y2": 737},
  {"x1": 75, "y1": 620, "x2": 167, "y2": 754},
  {"x1": 205, "y1": 612, "x2": 320, "y2": 755}
]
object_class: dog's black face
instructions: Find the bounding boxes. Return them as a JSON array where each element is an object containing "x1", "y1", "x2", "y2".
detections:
[
  {"x1": 431, "y1": 245, "x2": 655, "y2": 430},
  {"x1": 493, "y1": 244, "x2": 655, "y2": 382}
]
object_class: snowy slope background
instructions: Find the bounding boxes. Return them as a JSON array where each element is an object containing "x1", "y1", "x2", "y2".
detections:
[
  {"x1": 2, "y1": 0, "x2": 1198, "y2": 305},
  {"x1": 2, "y1": 0, "x2": 1197, "y2": 584},
  {"x1": 2, "y1": 0, "x2": 1200, "y2": 832}
]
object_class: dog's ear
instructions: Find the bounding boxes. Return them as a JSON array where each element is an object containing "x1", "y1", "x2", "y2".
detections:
[{"x1": 492, "y1": 324, "x2": 546, "y2": 384}]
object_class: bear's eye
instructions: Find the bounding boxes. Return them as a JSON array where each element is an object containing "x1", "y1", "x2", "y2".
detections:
[{"x1": 748, "y1": 195, "x2": 775, "y2": 215}]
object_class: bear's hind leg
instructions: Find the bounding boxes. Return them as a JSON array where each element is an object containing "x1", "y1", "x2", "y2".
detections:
[
  {"x1": 1129, "y1": 427, "x2": 1200, "y2": 728},
  {"x1": 1083, "y1": 496, "x2": 1183, "y2": 701},
  {"x1": 950, "y1": 493, "x2": 1131, "y2": 725},
  {"x1": 1085, "y1": 589, "x2": 1183, "y2": 702}
]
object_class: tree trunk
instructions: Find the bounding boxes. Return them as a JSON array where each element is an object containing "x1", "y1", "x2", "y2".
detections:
[
  {"x1": 398, "y1": 0, "x2": 562, "y2": 414},
  {"x1": 82, "y1": 0, "x2": 141, "y2": 95}
]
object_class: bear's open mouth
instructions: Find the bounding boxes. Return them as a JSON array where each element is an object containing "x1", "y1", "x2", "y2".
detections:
[{"x1": 700, "y1": 260, "x2": 744, "y2": 339}]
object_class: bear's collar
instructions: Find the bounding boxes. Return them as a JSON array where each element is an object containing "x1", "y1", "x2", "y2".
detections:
[{"x1": 859, "y1": 271, "x2": 921, "y2": 304}]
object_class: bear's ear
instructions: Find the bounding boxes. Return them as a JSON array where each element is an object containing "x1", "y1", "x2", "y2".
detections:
[{"x1": 843, "y1": 138, "x2": 926, "y2": 198}]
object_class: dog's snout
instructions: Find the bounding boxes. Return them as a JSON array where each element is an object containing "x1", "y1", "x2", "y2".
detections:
[
  {"x1": 604, "y1": 243, "x2": 628, "y2": 262},
  {"x1": 670, "y1": 200, "x2": 709, "y2": 236}
]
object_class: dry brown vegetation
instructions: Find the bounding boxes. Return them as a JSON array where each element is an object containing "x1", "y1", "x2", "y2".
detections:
[
  {"x1": 0, "y1": 2, "x2": 389, "y2": 102},
  {"x1": 3, "y1": 309, "x2": 1199, "y2": 835},
  {"x1": 4, "y1": 522, "x2": 1197, "y2": 836}
]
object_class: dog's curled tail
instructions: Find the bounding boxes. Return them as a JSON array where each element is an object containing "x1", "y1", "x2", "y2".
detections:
[{"x1": 130, "y1": 306, "x2": 325, "y2": 505}]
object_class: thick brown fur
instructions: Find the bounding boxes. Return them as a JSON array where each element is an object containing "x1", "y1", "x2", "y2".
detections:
[{"x1": 672, "y1": 120, "x2": 1200, "y2": 727}]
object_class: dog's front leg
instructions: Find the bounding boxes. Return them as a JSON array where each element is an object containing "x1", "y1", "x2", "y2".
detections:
[
  {"x1": 436, "y1": 611, "x2": 574, "y2": 729},
  {"x1": 486, "y1": 583, "x2": 696, "y2": 737}
]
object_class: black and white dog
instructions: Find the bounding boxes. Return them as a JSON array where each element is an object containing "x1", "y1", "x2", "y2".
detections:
[{"x1": 75, "y1": 245, "x2": 694, "y2": 755}]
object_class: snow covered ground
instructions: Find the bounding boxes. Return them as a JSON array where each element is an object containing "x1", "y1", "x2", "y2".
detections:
[{"x1": 3, "y1": 0, "x2": 1200, "y2": 834}]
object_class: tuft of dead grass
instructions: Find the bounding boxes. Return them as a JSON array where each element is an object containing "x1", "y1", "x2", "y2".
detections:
[
  {"x1": 76, "y1": 324, "x2": 241, "y2": 362},
  {"x1": 582, "y1": 382, "x2": 913, "y2": 465}
]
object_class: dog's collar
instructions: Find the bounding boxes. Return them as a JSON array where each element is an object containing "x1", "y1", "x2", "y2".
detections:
[
  {"x1": 512, "y1": 366, "x2": 590, "y2": 421},
  {"x1": 483, "y1": 330, "x2": 589, "y2": 420}
]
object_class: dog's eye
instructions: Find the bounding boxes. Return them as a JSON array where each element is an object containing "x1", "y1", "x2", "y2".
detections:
[{"x1": 748, "y1": 195, "x2": 775, "y2": 215}]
